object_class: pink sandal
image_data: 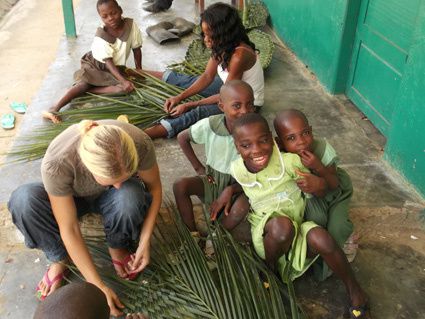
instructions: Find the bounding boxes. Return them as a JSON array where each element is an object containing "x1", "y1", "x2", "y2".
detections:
[
  {"x1": 35, "y1": 267, "x2": 68, "y2": 301},
  {"x1": 112, "y1": 255, "x2": 139, "y2": 280}
]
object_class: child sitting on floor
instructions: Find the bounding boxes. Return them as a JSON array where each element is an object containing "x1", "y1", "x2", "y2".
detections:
[
  {"x1": 273, "y1": 109, "x2": 357, "y2": 281},
  {"x1": 173, "y1": 80, "x2": 254, "y2": 239},
  {"x1": 229, "y1": 113, "x2": 368, "y2": 318},
  {"x1": 43, "y1": 0, "x2": 143, "y2": 123}
]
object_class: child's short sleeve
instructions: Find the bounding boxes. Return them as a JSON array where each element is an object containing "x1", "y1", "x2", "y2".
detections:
[
  {"x1": 91, "y1": 37, "x2": 114, "y2": 62},
  {"x1": 188, "y1": 118, "x2": 210, "y2": 145},
  {"x1": 313, "y1": 138, "x2": 339, "y2": 167},
  {"x1": 130, "y1": 21, "x2": 143, "y2": 49},
  {"x1": 321, "y1": 140, "x2": 339, "y2": 167}
]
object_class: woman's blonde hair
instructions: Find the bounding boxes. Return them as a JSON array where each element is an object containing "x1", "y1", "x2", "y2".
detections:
[{"x1": 78, "y1": 120, "x2": 139, "y2": 179}]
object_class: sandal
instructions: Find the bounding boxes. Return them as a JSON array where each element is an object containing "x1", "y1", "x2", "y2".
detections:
[
  {"x1": 35, "y1": 267, "x2": 68, "y2": 301},
  {"x1": 112, "y1": 255, "x2": 139, "y2": 280},
  {"x1": 10, "y1": 102, "x2": 27, "y2": 114},
  {"x1": 1, "y1": 113, "x2": 15, "y2": 129}
]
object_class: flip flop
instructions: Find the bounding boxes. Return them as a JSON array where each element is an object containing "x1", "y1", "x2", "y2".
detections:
[
  {"x1": 35, "y1": 267, "x2": 68, "y2": 301},
  {"x1": 1, "y1": 113, "x2": 15, "y2": 129},
  {"x1": 10, "y1": 102, "x2": 27, "y2": 114},
  {"x1": 112, "y1": 255, "x2": 139, "y2": 280}
]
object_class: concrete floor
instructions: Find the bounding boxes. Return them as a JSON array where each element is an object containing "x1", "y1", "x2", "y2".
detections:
[{"x1": 1, "y1": 0, "x2": 425, "y2": 318}]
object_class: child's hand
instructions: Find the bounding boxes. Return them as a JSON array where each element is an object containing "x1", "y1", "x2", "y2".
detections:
[
  {"x1": 120, "y1": 80, "x2": 135, "y2": 93},
  {"x1": 170, "y1": 103, "x2": 192, "y2": 117},
  {"x1": 195, "y1": 166, "x2": 206, "y2": 176},
  {"x1": 295, "y1": 170, "x2": 326, "y2": 194},
  {"x1": 209, "y1": 187, "x2": 233, "y2": 221},
  {"x1": 164, "y1": 95, "x2": 182, "y2": 112},
  {"x1": 299, "y1": 150, "x2": 324, "y2": 171}
]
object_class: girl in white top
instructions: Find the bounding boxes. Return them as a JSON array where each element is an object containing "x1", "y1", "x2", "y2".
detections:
[
  {"x1": 144, "y1": 2, "x2": 265, "y2": 139},
  {"x1": 43, "y1": 0, "x2": 143, "y2": 123}
]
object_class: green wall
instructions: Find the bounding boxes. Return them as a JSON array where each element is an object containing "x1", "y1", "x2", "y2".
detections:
[
  {"x1": 385, "y1": 2, "x2": 425, "y2": 197},
  {"x1": 263, "y1": 0, "x2": 360, "y2": 93}
]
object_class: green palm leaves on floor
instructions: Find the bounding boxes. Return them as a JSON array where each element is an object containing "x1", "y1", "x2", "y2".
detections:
[
  {"x1": 70, "y1": 205, "x2": 306, "y2": 319},
  {"x1": 5, "y1": 71, "x2": 202, "y2": 163}
]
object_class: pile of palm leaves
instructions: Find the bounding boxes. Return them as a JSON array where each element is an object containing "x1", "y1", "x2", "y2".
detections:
[
  {"x1": 5, "y1": 72, "x2": 203, "y2": 163},
  {"x1": 69, "y1": 205, "x2": 306, "y2": 319}
]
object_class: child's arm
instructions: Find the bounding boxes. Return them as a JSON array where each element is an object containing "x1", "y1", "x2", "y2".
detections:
[
  {"x1": 132, "y1": 47, "x2": 142, "y2": 69},
  {"x1": 104, "y1": 58, "x2": 134, "y2": 92},
  {"x1": 177, "y1": 129, "x2": 206, "y2": 175},
  {"x1": 299, "y1": 150, "x2": 339, "y2": 190},
  {"x1": 210, "y1": 183, "x2": 244, "y2": 221}
]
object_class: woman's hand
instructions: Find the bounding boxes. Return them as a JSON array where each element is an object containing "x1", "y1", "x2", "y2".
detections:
[
  {"x1": 127, "y1": 241, "x2": 150, "y2": 274},
  {"x1": 170, "y1": 103, "x2": 193, "y2": 117},
  {"x1": 164, "y1": 95, "x2": 182, "y2": 112},
  {"x1": 100, "y1": 285, "x2": 125, "y2": 317}
]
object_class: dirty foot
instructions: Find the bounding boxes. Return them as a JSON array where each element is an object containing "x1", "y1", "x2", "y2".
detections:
[
  {"x1": 42, "y1": 111, "x2": 61, "y2": 124},
  {"x1": 36, "y1": 262, "x2": 68, "y2": 300}
]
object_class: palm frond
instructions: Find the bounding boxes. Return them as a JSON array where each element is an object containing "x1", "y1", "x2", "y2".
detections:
[
  {"x1": 68, "y1": 203, "x2": 306, "y2": 318},
  {"x1": 4, "y1": 72, "x2": 202, "y2": 163}
]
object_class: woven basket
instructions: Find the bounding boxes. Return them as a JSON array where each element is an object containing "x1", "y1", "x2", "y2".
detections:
[
  {"x1": 242, "y1": 1, "x2": 269, "y2": 30},
  {"x1": 192, "y1": 1, "x2": 269, "y2": 33},
  {"x1": 248, "y1": 29, "x2": 274, "y2": 69}
]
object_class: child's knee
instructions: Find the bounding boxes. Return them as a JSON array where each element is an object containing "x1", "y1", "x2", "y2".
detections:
[
  {"x1": 307, "y1": 227, "x2": 337, "y2": 254},
  {"x1": 228, "y1": 196, "x2": 250, "y2": 220},
  {"x1": 265, "y1": 217, "x2": 294, "y2": 245},
  {"x1": 173, "y1": 177, "x2": 191, "y2": 197}
]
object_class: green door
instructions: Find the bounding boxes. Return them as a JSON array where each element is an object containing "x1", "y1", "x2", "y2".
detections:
[{"x1": 346, "y1": 0, "x2": 421, "y2": 136}]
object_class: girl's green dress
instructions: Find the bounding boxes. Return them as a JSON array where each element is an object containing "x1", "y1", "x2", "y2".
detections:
[{"x1": 231, "y1": 144, "x2": 319, "y2": 281}]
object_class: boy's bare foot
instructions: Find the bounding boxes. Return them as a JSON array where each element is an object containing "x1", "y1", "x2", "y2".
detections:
[
  {"x1": 36, "y1": 262, "x2": 68, "y2": 299},
  {"x1": 42, "y1": 111, "x2": 62, "y2": 124},
  {"x1": 109, "y1": 247, "x2": 133, "y2": 279}
]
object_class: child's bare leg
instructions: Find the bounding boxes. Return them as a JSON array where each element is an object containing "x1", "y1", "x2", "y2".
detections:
[
  {"x1": 263, "y1": 216, "x2": 295, "y2": 272},
  {"x1": 221, "y1": 194, "x2": 249, "y2": 231},
  {"x1": 89, "y1": 84, "x2": 125, "y2": 94},
  {"x1": 44, "y1": 82, "x2": 91, "y2": 123},
  {"x1": 144, "y1": 123, "x2": 168, "y2": 139},
  {"x1": 306, "y1": 227, "x2": 367, "y2": 307},
  {"x1": 173, "y1": 176, "x2": 204, "y2": 231},
  {"x1": 143, "y1": 70, "x2": 164, "y2": 79}
]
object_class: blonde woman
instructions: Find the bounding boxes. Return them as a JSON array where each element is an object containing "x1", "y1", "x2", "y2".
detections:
[{"x1": 8, "y1": 119, "x2": 162, "y2": 317}]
